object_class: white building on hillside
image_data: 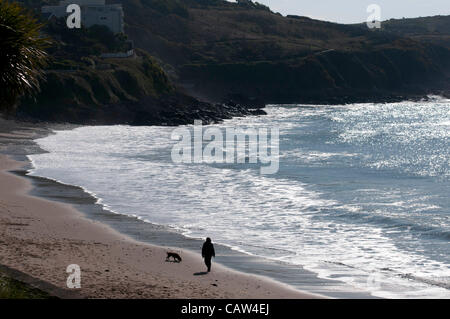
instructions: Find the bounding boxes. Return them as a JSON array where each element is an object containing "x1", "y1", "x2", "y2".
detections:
[{"x1": 42, "y1": 0, "x2": 124, "y2": 34}]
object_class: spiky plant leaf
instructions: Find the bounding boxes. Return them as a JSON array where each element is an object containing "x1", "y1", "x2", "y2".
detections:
[{"x1": 0, "y1": 0, "x2": 48, "y2": 113}]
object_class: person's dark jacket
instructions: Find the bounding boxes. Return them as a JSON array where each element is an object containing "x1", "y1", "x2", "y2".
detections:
[{"x1": 202, "y1": 241, "x2": 215, "y2": 258}]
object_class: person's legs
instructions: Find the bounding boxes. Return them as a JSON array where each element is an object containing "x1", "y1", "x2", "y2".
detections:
[{"x1": 205, "y1": 256, "x2": 212, "y2": 272}]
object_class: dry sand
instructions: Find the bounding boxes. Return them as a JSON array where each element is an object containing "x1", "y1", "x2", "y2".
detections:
[{"x1": 0, "y1": 152, "x2": 320, "y2": 299}]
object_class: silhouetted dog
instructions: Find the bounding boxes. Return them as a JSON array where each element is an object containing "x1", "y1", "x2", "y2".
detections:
[{"x1": 166, "y1": 252, "x2": 182, "y2": 263}]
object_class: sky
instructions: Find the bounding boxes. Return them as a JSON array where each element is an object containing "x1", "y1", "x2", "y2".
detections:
[{"x1": 250, "y1": 0, "x2": 450, "y2": 24}]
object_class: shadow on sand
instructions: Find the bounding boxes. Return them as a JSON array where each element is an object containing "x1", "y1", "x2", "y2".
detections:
[{"x1": 193, "y1": 272, "x2": 208, "y2": 276}]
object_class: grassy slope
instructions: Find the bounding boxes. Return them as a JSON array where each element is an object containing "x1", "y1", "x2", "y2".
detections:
[
  {"x1": 16, "y1": 1, "x2": 260, "y2": 124},
  {"x1": 381, "y1": 16, "x2": 450, "y2": 49},
  {"x1": 18, "y1": 51, "x2": 175, "y2": 122},
  {"x1": 0, "y1": 271, "x2": 54, "y2": 299},
  {"x1": 14, "y1": 6, "x2": 177, "y2": 123},
  {"x1": 122, "y1": 0, "x2": 450, "y2": 103}
]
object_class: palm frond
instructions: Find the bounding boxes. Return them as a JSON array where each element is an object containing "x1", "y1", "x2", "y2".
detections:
[{"x1": 0, "y1": 0, "x2": 49, "y2": 113}]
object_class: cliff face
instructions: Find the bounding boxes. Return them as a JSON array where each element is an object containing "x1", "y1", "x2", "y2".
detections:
[
  {"x1": 17, "y1": 51, "x2": 174, "y2": 123},
  {"x1": 16, "y1": 51, "x2": 258, "y2": 125},
  {"x1": 14, "y1": 7, "x2": 259, "y2": 125},
  {"x1": 179, "y1": 41, "x2": 450, "y2": 104},
  {"x1": 13, "y1": 1, "x2": 450, "y2": 126},
  {"x1": 122, "y1": 0, "x2": 450, "y2": 103}
]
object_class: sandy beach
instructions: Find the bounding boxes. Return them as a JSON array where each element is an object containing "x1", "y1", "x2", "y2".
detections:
[{"x1": 0, "y1": 122, "x2": 319, "y2": 299}]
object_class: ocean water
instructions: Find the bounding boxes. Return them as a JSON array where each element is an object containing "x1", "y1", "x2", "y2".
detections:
[{"x1": 28, "y1": 100, "x2": 450, "y2": 298}]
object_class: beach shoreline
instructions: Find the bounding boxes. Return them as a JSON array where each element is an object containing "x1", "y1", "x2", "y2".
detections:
[
  {"x1": 0, "y1": 119, "x2": 325, "y2": 299},
  {"x1": 0, "y1": 153, "x2": 320, "y2": 298}
]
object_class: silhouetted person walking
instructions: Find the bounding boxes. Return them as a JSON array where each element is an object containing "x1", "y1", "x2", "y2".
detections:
[{"x1": 202, "y1": 237, "x2": 215, "y2": 272}]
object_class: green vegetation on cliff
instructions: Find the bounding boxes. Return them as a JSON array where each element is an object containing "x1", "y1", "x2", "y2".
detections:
[
  {"x1": 18, "y1": 49, "x2": 175, "y2": 122},
  {"x1": 121, "y1": 0, "x2": 450, "y2": 103},
  {"x1": 12, "y1": 1, "x2": 259, "y2": 125},
  {"x1": 14, "y1": 10, "x2": 176, "y2": 123}
]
